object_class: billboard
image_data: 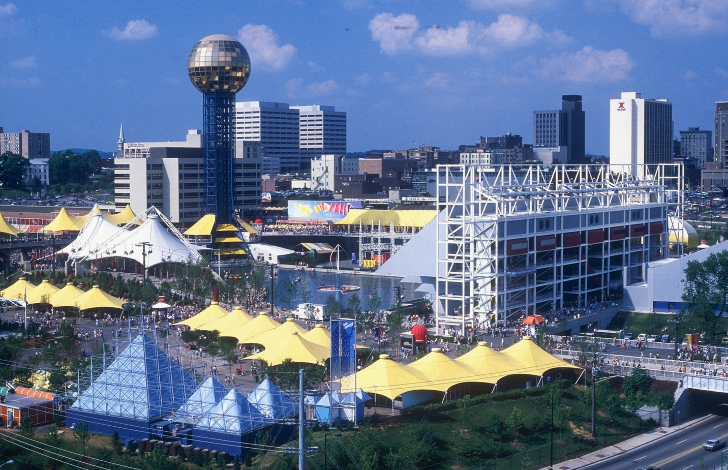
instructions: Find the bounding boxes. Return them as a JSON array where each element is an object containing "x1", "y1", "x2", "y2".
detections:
[{"x1": 287, "y1": 200, "x2": 361, "y2": 220}]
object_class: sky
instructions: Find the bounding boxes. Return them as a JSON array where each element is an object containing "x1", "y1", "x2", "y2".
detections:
[{"x1": 1, "y1": 0, "x2": 727, "y2": 156}]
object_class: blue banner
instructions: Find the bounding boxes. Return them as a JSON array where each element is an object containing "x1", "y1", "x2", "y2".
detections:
[{"x1": 330, "y1": 318, "x2": 356, "y2": 381}]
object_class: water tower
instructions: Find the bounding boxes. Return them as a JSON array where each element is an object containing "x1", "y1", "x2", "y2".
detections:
[{"x1": 187, "y1": 34, "x2": 251, "y2": 225}]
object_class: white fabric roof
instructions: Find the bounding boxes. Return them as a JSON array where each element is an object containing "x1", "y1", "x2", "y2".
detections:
[
  {"x1": 83, "y1": 213, "x2": 202, "y2": 268},
  {"x1": 247, "y1": 243, "x2": 295, "y2": 264},
  {"x1": 60, "y1": 212, "x2": 127, "y2": 261}
]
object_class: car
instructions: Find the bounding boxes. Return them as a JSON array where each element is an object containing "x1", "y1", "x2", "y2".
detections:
[
  {"x1": 623, "y1": 332, "x2": 634, "y2": 340},
  {"x1": 704, "y1": 439, "x2": 726, "y2": 451},
  {"x1": 636, "y1": 466, "x2": 660, "y2": 470},
  {"x1": 646, "y1": 334, "x2": 659, "y2": 342},
  {"x1": 660, "y1": 334, "x2": 671, "y2": 342},
  {"x1": 637, "y1": 333, "x2": 647, "y2": 342}
]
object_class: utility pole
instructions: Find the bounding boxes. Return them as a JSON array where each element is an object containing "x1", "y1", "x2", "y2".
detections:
[
  {"x1": 270, "y1": 264, "x2": 276, "y2": 318},
  {"x1": 299, "y1": 368, "x2": 305, "y2": 470},
  {"x1": 550, "y1": 385, "x2": 554, "y2": 469},
  {"x1": 136, "y1": 242, "x2": 152, "y2": 280},
  {"x1": 669, "y1": 312, "x2": 682, "y2": 357}
]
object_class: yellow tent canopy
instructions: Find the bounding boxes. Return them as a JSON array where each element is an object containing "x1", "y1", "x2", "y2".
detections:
[
  {"x1": 184, "y1": 215, "x2": 260, "y2": 236},
  {"x1": 241, "y1": 318, "x2": 308, "y2": 349},
  {"x1": 343, "y1": 354, "x2": 433, "y2": 400},
  {"x1": 334, "y1": 209, "x2": 437, "y2": 228},
  {"x1": 0, "y1": 212, "x2": 22, "y2": 236},
  {"x1": 26, "y1": 280, "x2": 60, "y2": 305},
  {"x1": 76, "y1": 285, "x2": 125, "y2": 311},
  {"x1": 455, "y1": 342, "x2": 517, "y2": 383},
  {"x1": 303, "y1": 324, "x2": 331, "y2": 349},
  {"x1": 174, "y1": 302, "x2": 229, "y2": 329},
  {"x1": 223, "y1": 312, "x2": 280, "y2": 343},
  {"x1": 0, "y1": 277, "x2": 36, "y2": 300},
  {"x1": 409, "y1": 348, "x2": 484, "y2": 392},
  {"x1": 105, "y1": 204, "x2": 138, "y2": 226},
  {"x1": 48, "y1": 283, "x2": 85, "y2": 308},
  {"x1": 197, "y1": 306, "x2": 253, "y2": 333},
  {"x1": 43, "y1": 208, "x2": 85, "y2": 232},
  {"x1": 215, "y1": 237, "x2": 243, "y2": 244},
  {"x1": 500, "y1": 337, "x2": 582, "y2": 377},
  {"x1": 244, "y1": 331, "x2": 330, "y2": 366}
]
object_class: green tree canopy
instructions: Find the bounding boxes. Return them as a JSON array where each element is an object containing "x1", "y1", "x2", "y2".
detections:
[
  {"x1": 682, "y1": 251, "x2": 728, "y2": 342},
  {"x1": 49, "y1": 149, "x2": 101, "y2": 185},
  {"x1": 0, "y1": 152, "x2": 30, "y2": 189}
]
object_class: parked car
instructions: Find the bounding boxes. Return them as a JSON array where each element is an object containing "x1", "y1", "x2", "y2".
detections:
[
  {"x1": 660, "y1": 334, "x2": 671, "y2": 342},
  {"x1": 636, "y1": 466, "x2": 660, "y2": 470},
  {"x1": 646, "y1": 334, "x2": 659, "y2": 342},
  {"x1": 704, "y1": 439, "x2": 726, "y2": 451},
  {"x1": 637, "y1": 333, "x2": 647, "y2": 342},
  {"x1": 623, "y1": 332, "x2": 634, "y2": 340}
]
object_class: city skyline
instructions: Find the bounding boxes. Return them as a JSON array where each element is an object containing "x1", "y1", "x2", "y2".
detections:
[{"x1": 1, "y1": 0, "x2": 727, "y2": 156}]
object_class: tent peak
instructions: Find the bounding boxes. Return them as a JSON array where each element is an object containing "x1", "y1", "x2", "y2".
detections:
[
  {"x1": 210, "y1": 301, "x2": 218, "y2": 305},
  {"x1": 431, "y1": 347, "x2": 442, "y2": 353}
]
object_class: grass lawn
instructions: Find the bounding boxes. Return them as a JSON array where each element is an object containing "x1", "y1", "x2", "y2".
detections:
[{"x1": 301, "y1": 380, "x2": 656, "y2": 470}]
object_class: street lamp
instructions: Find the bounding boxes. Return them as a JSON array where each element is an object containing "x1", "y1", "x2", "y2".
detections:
[
  {"x1": 269, "y1": 263, "x2": 276, "y2": 318},
  {"x1": 668, "y1": 312, "x2": 682, "y2": 357},
  {"x1": 135, "y1": 242, "x2": 153, "y2": 280}
]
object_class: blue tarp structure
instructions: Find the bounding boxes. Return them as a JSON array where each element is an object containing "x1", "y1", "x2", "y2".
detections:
[
  {"x1": 315, "y1": 390, "x2": 370, "y2": 424},
  {"x1": 248, "y1": 378, "x2": 297, "y2": 421},
  {"x1": 66, "y1": 333, "x2": 198, "y2": 441}
]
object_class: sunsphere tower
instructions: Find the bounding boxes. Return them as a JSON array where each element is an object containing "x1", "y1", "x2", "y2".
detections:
[{"x1": 187, "y1": 34, "x2": 251, "y2": 225}]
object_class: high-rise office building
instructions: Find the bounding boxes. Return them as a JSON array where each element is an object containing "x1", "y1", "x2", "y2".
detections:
[
  {"x1": 533, "y1": 95, "x2": 586, "y2": 164},
  {"x1": 0, "y1": 128, "x2": 51, "y2": 160},
  {"x1": 715, "y1": 102, "x2": 728, "y2": 167},
  {"x1": 235, "y1": 101, "x2": 346, "y2": 173},
  {"x1": 562, "y1": 95, "x2": 586, "y2": 163},
  {"x1": 679, "y1": 127, "x2": 712, "y2": 169},
  {"x1": 291, "y1": 104, "x2": 346, "y2": 167},
  {"x1": 610, "y1": 92, "x2": 673, "y2": 176}
]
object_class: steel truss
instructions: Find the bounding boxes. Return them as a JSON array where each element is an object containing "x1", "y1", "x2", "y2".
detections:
[
  {"x1": 203, "y1": 92, "x2": 237, "y2": 225},
  {"x1": 436, "y1": 164, "x2": 683, "y2": 334}
]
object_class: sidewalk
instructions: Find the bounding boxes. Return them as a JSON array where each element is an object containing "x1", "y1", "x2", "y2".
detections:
[{"x1": 538, "y1": 414, "x2": 713, "y2": 470}]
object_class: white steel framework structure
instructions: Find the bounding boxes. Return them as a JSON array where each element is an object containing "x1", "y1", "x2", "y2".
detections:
[{"x1": 436, "y1": 164, "x2": 683, "y2": 333}]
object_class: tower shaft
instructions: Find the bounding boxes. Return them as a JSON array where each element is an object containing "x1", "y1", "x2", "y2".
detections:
[{"x1": 203, "y1": 92, "x2": 237, "y2": 225}]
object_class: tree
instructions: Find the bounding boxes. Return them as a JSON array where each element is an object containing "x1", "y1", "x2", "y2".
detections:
[
  {"x1": 73, "y1": 419, "x2": 92, "y2": 456},
  {"x1": 19, "y1": 413, "x2": 35, "y2": 438},
  {"x1": 0, "y1": 152, "x2": 30, "y2": 189},
  {"x1": 682, "y1": 251, "x2": 728, "y2": 343},
  {"x1": 622, "y1": 367, "x2": 654, "y2": 401},
  {"x1": 505, "y1": 406, "x2": 524, "y2": 442}
]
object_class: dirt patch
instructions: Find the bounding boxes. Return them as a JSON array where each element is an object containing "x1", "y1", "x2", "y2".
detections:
[
  {"x1": 511, "y1": 441, "x2": 525, "y2": 451},
  {"x1": 568, "y1": 421, "x2": 594, "y2": 441},
  {"x1": 597, "y1": 410, "x2": 608, "y2": 418}
]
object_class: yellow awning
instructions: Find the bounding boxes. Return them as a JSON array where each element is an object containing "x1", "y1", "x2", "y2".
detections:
[
  {"x1": 244, "y1": 331, "x2": 330, "y2": 366},
  {"x1": 303, "y1": 324, "x2": 331, "y2": 349},
  {"x1": 0, "y1": 212, "x2": 22, "y2": 236},
  {"x1": 500, "y1": 337, "x2": 582, "y2": 376},
  {"x1": 174, "y1": 302, "x2": 229, "y2": 329},
  {"x1": 298, "y1": 242, "x2": 335, "y2": 254},
  {"x1": 76, "y1": 285, "x2": 125, "y2": 310},
  {"x1": 220, "y1": 247, "x2": 247, "y2": 256},
  {"x1": 455, "y1": 342, "x2": 517, "y2": 383},
  {"x1": 241, "y1": 318, "x2": 308, "y2": 348},
  {"x1": 409, "y1": 348, "x2": 484, "y2": 392},
  {"x1": 48, "y1": 283, "x2": 85, "y2": 308},
  {"x1": 26, "y1": 280, "x2": 60, "y2": 305},
  {"x1": 223, "y1": 312, "x2": 280, "y2": 343},
  {"x1": 334, "y1": 209, "x2": 437, "y2": 228},
  {"x1": 43, "y1": 208, "x2": 85, "y2": 232},
  {"x1": 342, "y1": 354, "x2": 433, "y2": 400},
  {"x1": 105, "y1": 205, "x2": 138, "y2": 226},
  {"x1": 238, "y1": 219, "x2": 259, "y2": 234},
  {"x1": 215, "y1": 236, "x2": 243, "y2": 243},
  {"x1": 197, "y1": 306, "x2": 253, "y2": 333},
  {"x1": 184, "y1": 214, "x2": 217, "y2": 236},
  {"x1": 0, "y1": 277, "x2": 36, "y2": 300}
]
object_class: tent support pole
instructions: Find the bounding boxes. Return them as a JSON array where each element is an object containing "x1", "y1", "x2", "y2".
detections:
[
  {"x1": 575, "y1": 369, "x2": 585, "y2": 385},
  {"x1": 299, "y1": 369, "x2": 304, "y2": 470}
]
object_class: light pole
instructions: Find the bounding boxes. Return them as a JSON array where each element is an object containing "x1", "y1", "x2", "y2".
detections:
[
  {"x1": 135, "y1": 242, "x2": 152, "y2": 280},
  {"x1": 0, "y1": 460, "x2": 15, "y2": 468},
  {"x1": 669, "y1": 312, "x2": 682, "y2": 357},
  {"x1": 269, "y1": 263, "x2": 276, "y2": 318}
]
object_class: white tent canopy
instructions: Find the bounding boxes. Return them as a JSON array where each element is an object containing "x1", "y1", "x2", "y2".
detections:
[
  {"x1": 82, "y1": 208, "x2": 202, "y2": 268},
  {"x1": 60, "y1": 212, "x2": 128, "y2": 261}
]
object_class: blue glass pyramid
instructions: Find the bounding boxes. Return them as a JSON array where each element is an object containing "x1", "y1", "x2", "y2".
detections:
[
  {"x1": 199, "y1": 388, "x2": 267, "y2": 434},
  {"x1": 178, "y1": 376, "x2": 227, "y2": 418},
  {"x1": 70, "y1": 333, "x2": 198, "y2": 420},
  {"x1": 248, "y1": 378, "x2": 296, "y2": 420}
]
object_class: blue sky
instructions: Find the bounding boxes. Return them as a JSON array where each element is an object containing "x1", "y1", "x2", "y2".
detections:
[{"x1": 1, "y1": 0, "x2": 727, "y2": 156}]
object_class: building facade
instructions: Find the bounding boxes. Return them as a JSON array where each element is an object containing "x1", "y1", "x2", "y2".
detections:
[
  {"x1": 435, "y1": 163, "x2": 680, "y2": 333},
  {"x1": 561, "y1": 95, "x2": 586, "y2": 163},
  {"x1": 610, "y1": 92, "x2": 673, "y2": 176},
  {"x1": 114, "y1": 130, "x2": 261, "y2": 226},
  {"x1": 0, "y1": 128, "x2": 51, "y2": 160},
  {"x1": 291, "y1": 105, "x2": 346, "y2": 168},
  {"x1": 25, "y1": 158, "x2": 49, "y2": 186},
  {"x1": 533, "y1": 110, "x2": 566, "y2": 148},
  {"x1": 679, "y1": 127, "x2": 712, "y2": 169},
  {"x1": 716, "y1": 102, "x2": 728, "y2": 168},
  {"x1": 310, "y1": 154, "x2": 341, "y2": 192}
]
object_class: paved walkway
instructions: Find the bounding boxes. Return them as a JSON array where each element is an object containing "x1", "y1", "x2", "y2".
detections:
[{"x1": 538, "y1": 414, "x2": 712, "y2": 469}]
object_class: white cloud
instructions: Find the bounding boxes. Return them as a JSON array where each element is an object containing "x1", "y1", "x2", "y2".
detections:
[
  {"x1": 9, "y1": 56, "x2": 35, "y2": 69},
  {"x1": 306, "y1": 79, "x2": 340, "y2": 96},
  {"x1": 373, "y1": 12, "x2": 566, "y2": 56},
  {"x1": 415, "y1": 21, "x2": 474, "y2": 55},
  {"x1": 107, "y1": 20, "x2": 158, "y2": 40},
  {"x1": 424, "y1": 71, "x2": 451, "y2": 89},
  {"x1": 238, "y1": 24, "x2": 296, "y2": 71},
  {"x1": 614, "y1": 0, "x2": 728, "y2": 36},
  {"x1": 538, "y1": 46, "x2": 635, "y2": 83},
  {"x1": 369, "y1": 13, "x2": 419, "y2": 55},
  {"x1": 0, "y1": 3, "x2": 17, "y2": 15},
  {"x1": 467, "y1": 0, "x2": 550, "y2": 10},
  {"x1": 0, "y1": 76, "x2": 40, "y2": 88},
  {"x1": 355, "y1": 73, "x2": 371, "y2": 87},
  {"x1": 716, "y1": 67, "x2": 728, "y2": 80}
]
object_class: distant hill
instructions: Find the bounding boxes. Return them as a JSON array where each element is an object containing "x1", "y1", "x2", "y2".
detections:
[{"x1": 52, "y1": 148, "x2": 115, "y2": 158}]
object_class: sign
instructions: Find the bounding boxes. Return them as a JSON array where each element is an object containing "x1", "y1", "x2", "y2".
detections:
[
  {"x1": 330, "y1": 318, "x2": 356, "y2": 382},
  {"x1": 287, "y1": 200, "x2": 361, "y2": 220},
  {"x1": 617, "y1": 102, "x2": 626, "y2": 111}
]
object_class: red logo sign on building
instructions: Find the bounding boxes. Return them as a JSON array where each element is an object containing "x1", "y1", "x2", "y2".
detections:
[{"x1": 617, "y1": 102, "x2": 626, "y2": 111}]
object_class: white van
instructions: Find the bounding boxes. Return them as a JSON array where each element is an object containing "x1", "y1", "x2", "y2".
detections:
[{"x1": 294, "y1": 303, "x2": 328, "y2": 321}]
